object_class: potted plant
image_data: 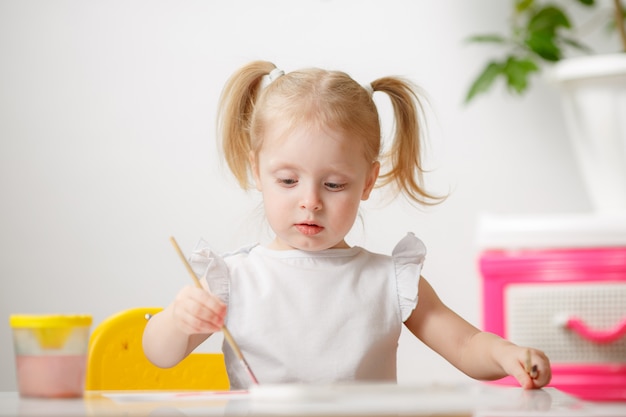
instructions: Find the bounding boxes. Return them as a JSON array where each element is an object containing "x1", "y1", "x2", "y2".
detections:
[{"x1": 465, "y1": 0, "x2": 626, "y2": 212}]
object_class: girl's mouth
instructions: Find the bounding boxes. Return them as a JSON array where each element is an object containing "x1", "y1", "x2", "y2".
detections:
[{"x1": 295, "y1": 223, "x2": 324, "y2": 236}]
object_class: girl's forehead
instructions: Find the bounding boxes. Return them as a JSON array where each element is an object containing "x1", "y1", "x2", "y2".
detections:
[
  {"x1": 261, "y1": 118, "x2": 352, "y2": 146},
  {"x1": 258, "y1": 121, "x2": 370, "y2": 165}
]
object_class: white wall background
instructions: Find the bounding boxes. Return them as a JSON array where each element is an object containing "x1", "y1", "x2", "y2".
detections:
[{"x1": 2, "y1": 0, "x2": 614, "y2": 390}]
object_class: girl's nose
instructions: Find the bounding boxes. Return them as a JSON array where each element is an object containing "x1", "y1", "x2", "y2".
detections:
[{"x1": 300, "y1": 187, "x2": 322, "y2": 211}]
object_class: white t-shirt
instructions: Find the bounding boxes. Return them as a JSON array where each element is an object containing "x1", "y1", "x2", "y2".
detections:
[{"x1": 189, "y1": 232, "x2": 426, "y2": 389}]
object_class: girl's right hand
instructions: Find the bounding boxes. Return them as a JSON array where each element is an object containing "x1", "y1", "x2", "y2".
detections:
[{"x1": 171, "y1": 285, "x2": 227, "y2": 336}]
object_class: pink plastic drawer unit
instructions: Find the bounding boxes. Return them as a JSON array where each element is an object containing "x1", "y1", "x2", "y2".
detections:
[{"x1": 476, "y1": 213, "x2": 626, "y2": 402}]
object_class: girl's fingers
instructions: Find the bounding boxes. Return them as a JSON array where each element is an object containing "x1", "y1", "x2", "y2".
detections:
[
  {"x1": 513, "y1": 366, "x2": 534, "y2": 390},
  {"x1": 517, "y1": 348, "x2": 552, "y2": 389},
  {"x1": 173, "y1": 285, "x2": 226, "y2": 334}
]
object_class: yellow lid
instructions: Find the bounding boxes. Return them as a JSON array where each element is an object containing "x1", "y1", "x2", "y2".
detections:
[
  {"x1": 9, "y1": 315, "x2": 92, "y2": 328},
  {"x1": 10, "y1": 315, "x2": 92, "y2": 349}
]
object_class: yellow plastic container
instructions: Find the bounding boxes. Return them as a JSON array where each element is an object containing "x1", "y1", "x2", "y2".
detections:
[{"x1": 10, "y1": 315, "x2": 92, "y2": 398}]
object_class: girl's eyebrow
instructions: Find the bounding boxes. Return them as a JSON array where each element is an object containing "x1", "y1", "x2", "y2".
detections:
[
  {"x1": 270, "y1": 164, "x2": 354, "y2": 176},
  {"x1": 267, "y1": 162, "x2": 300, "y2": 172},
  {"x1": 265, "y1": 157, "x2": 361, "y2": 174}
]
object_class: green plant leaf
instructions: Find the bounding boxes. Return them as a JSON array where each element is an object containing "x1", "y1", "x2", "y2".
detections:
[
  {"x1": 576, "y1": 0, "x2": 595, "y2": 6},
  {"x1": 466, "y1": 34, "x2": 508, "y2": 44},
  {"x1": 515, "y1": 0, "x2": 535, "y2": 13},
  {"x1": 525, "y1": 30, "x2": 562, "y2": 61},
  {"x1": 527, "y1": 6, "x2": 572, "y2": 34},
  {"x1": 522, "y1": 6, "x2": 572, "y2": 60},
  {"x1": 503, "y1": 57, "x2": 540, "y2": 94},
  {"x1": 561, "y1": 36, "x2": 593, "y2": 52},
  {"x1": 465, "y1": 61, "x2": 505, "y2": 103}
]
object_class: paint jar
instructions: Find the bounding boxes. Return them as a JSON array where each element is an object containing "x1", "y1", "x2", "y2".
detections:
[{"x1": 9, "y1": 315, "x2": 92, "y2": 398}]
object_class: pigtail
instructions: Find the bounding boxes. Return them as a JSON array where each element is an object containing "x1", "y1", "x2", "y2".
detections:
[
  {"x1": 217, "y1": 60, "x2": 277, "y2": 189},
  {"x1": 371, "y1": 77, "x2": 445, "y2": 206}
]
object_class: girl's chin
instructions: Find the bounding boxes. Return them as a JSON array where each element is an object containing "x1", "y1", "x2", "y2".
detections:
[{"x1": 269, "y1": 236, "x2": 348, "y2": 251}]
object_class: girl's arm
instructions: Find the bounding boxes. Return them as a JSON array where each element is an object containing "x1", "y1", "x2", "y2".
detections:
[
  {"x1": 404, "y1": 277, "x2": 551, "y2": 389},
  {"x1": 142, "y1": 284, "x2": 227, "y2": 368}
]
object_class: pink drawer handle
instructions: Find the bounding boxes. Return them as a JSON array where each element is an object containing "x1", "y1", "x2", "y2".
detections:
[{"x1": 565, "y1": 316, "x2": 626, "y2": 344}]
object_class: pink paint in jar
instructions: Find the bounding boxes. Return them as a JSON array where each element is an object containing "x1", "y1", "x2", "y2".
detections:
[{"x1": 9, "y1": 315, "x2": 92, "y2": 398}]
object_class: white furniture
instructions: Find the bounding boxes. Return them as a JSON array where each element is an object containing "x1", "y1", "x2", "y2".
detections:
[
  {"x1": 551, "y1": 53, "x2": 626, "y2": 212},
  {"x1": 0, "y1": 384, "x2": 625, "y2": 417}
]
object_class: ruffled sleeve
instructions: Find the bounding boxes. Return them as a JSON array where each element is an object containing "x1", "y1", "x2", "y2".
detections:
[
  {"x1": 188, "y1": 238, "x2": 230, "y2": 304},
  {"x1": 392, "y1": 232, "x2": 426, "y2": 321}
]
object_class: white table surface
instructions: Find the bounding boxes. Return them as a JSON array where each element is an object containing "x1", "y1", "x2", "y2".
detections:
[{"x1": 0, "y1": 383, "x2": 625, "y2": 416}]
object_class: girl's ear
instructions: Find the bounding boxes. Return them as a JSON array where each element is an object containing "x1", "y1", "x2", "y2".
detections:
[
  {"x1": 249, "y1": 151, "x2": 262, "y2": 191},
  {"x1": 361, "y1": 161, "x2": 380, "y2": 200}
]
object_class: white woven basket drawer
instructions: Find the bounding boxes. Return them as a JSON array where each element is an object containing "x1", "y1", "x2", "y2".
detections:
[{"x1": 504, "y1": 282, "x2": 626, "y2": 363}]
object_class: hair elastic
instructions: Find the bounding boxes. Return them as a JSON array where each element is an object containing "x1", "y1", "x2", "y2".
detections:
[
  {"x1": 259, "y1": 67, "x2": 285, "y2": 90},
  {"x1": 269, "y1": 67, "x2": 284, "y2": 82}
]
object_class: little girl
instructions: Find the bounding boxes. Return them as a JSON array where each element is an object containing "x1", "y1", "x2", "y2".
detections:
[{"x1": 143, "y1": 60, "x2": 551, "y2": 390}]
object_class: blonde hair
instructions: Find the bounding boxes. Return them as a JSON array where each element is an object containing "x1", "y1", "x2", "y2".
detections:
[{"x1": 217, "y1": 60, "x2": 443, "y2": 206}]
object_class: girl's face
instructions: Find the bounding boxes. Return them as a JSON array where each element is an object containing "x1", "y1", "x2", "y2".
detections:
[{"x1": 251, "y1": 121, "x2": 379, "y2": 251}]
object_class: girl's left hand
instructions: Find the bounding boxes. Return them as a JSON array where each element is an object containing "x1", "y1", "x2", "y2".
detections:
[{"x1": 506, "y1": 347, "x2": 552, "y2": 389}]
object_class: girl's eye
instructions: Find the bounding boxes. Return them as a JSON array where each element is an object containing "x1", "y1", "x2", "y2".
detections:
[
  {"x1": 325, "y1": 182, "x2": 346, "y2": 191},
  {"x1": 278, "y1": 178, "x2": 298, "y2": 187}
]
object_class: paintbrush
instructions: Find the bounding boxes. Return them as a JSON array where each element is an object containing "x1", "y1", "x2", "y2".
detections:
[
  {"x1": 525, "y1": 349, "x2": 538, "y2": 379},
  {"x1": 169, "y1": 236, "x2": 259, "y2": 385}
]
